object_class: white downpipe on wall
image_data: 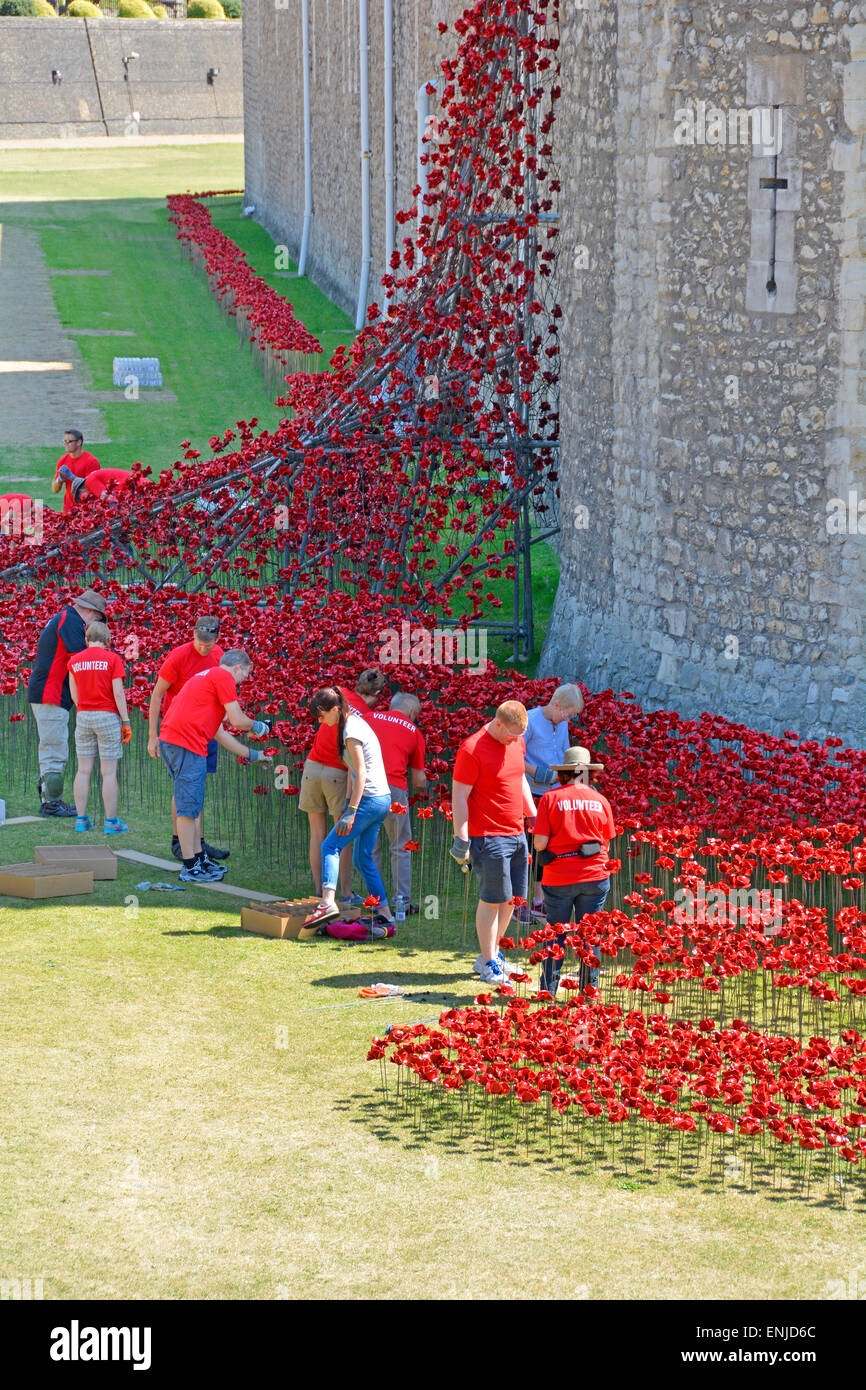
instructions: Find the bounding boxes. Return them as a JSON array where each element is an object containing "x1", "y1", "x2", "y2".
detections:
[
  {"x1": 416, "y1": 82, "x2": 437, "y2": 267},
  {"x1": 355, "y1": 0, "x2": 372, "y2": 331},
  {"x1": 382, "y1": 0, "x2": 395, "y2": 307},
  {"x1": 297, "y1": 0, "x2": 313, "y2": 278}
]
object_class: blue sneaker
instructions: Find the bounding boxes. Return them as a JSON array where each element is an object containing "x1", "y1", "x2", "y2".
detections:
[
  {"x1": 104, "y1": 817, "x2": 129, "y2": 834},
  {"x1": 75, "y1": 815, "x2": 93, "y2": 832}
]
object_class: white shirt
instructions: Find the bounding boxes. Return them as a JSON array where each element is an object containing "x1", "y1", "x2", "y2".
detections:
[{"x1": 343, "y1": 713, "x2": 390, "y2": 800}]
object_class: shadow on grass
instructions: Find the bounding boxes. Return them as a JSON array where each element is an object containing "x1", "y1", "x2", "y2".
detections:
[
  {"x1": 311, "y1": 970, "x2": 470, "y2": 990},
  {"x1": 162, "y1": 926, "x2": 251, "y2": 938},
  {"x1": 338, "y1": 1091, "x2": 863, "y2": 1208}
]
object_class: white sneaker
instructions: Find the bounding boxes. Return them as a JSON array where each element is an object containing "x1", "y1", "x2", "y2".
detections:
[
  {"x1": 474, "y1": 952, "x2": 519, "y2": 978},
  {"x1": 478, "y1": 959, "x2": 507, "y2": 985}
]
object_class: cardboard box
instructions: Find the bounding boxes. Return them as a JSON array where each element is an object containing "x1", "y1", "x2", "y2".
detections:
[
  {"x1": 34, "y1": 845, "x2": 118, "y2": 881},
  {"x1": 241, "y1": 897, "x2": 324, "y2": 940},
  {"x1": 0, "y1": 862, "x2": 94, "y2": 899}
]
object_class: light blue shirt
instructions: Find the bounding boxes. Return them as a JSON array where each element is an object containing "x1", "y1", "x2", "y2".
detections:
[{"x1": 524, "y1": 705, "x2": 570, "y2": 794}]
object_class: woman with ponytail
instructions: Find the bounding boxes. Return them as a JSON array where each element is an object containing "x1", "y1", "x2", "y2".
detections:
[
  {"x1": 298, "y1": 668, "x2": 386, "y2": 898},
  {"x1": 302, "y1": 685, "x2": 394, "y2": 930}
]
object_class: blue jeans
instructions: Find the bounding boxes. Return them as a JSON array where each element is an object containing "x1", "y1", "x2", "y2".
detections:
[
  {"x1": 540, "y1": 877, "x2": 610, "y2": 995},
  {"x1": 321, "y1": 791, "x2": 391, "y2": 910}
]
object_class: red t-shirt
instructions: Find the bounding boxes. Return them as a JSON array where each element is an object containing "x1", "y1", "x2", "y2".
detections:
[
  {"x1": 309, "y1": 686, "x2": 370, "y2": 769},
  {"x1": 67, "y1": 647, "x2": 125, "y2": 714},
  {"x1": 84, "y1": 469, "x2": 133, "y2": 499},
  {"x1": 368, "y1": 710, "x2": 426, "y2": 790},
  {"x1": 159, "y1": 666, "x2": 237, "y2": 757},
  {"x1": 453, "y1": 726, "x2": 527, "y2": 837},
  {"x1": 55, "y1": 451, "x2": 100, "y2": 514},
  {"x1": 158, "y1": 641, "x2": 225, "y2": 718},
  {"x1": 533, "y1": 783, "x2": 617, "y2": 884},
  {"x1": 0, "y1": 494, "x2": 36, "y2": 535}
]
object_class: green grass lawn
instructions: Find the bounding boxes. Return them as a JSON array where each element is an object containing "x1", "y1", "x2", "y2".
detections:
[
  {"x1": 0, "y1": 147, "x2": 351, "y2": 510},
  {"x1": 0, "y1": 747, "x2": 863, "y2": 1299}
]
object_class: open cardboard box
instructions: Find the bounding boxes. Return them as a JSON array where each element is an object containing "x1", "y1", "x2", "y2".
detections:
[
  {"x1": 241, "y1": 898, "x2": 322, "y2": 940},
  {"x1": 240, "y1": 899, "x2": 364, "y2": 940},
  {"x1": 0, "y1": 862, "x2": 94, "y2": 899},
  {"x1": 34, "y1": 845, "x2": 118, "y2": 881}
]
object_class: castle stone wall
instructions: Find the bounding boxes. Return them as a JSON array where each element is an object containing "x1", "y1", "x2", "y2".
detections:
[{"x1": 544, "y1": 1, "x2": 866, "y2": 747}]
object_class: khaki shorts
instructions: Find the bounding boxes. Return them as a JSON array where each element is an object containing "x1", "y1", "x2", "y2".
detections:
[
  {"x1": 298, "y1": 758, "x2": 348, "y2": 819},
  {"x1": 75, "y1": 710, "x2": 122, "y2": 761}
]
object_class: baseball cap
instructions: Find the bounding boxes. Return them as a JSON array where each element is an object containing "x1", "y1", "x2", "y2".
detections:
[{"x1": 194, "y1": 616, "x2": 221, "y2": 638}]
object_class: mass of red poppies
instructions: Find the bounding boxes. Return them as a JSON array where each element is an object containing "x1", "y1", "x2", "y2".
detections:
[
  {"x1": 0, "y1": 0, "x2": 862, "y2": 1189},
  {"x1": 167, "y1": 194, "x2": 324, "y2": 360}
]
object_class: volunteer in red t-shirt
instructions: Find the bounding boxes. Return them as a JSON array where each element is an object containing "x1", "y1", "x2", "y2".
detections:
[
  {"x1": 298, "y1": 667, "x2": 386, "y2": 898},
  {"x1": 533, "y1": 745, "x2": 617, "y2": 996},
  {"x1": 67, "y1": 621, "x2": 130, "y2": 834},
  {"x1": 451, "y1": 700, "x2": 536, "y2": 986},
  {"x1": 52, "y1": 429, "x2": 101, "y2": 515},
  {"x1": 370, "y1": 692, "x2": 427, "y2": 911},
  {"x1": 157, "y1": 649, "x2": 272, "y2": 885},
  {"x1": 148, "y1": 617, "x2": 227, "y2": 868},
  {"x1": 68, "y1": 468, "x2": 134, "y2": 504},
  {"x1": 0, "y1": 493, "x2": 40, "y2": 538}
]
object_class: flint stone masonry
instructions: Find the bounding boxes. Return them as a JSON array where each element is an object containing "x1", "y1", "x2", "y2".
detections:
[
  {"x1": 0, "y1": 20, "x2": 242, "y2": 138},
  {"x1": 542, "y1": 1, "x2": 866, "y2": 749}
]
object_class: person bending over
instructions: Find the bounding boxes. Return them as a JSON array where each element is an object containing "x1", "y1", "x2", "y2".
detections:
[
  {"x1": 157, "y1": 649, "x2": 271, "y2": 884},
  {"x1": 298, "y1": 667, "x2": 386, "y2": 902},
  {"x1": 521, "y1": 682, "x2": 584, "y2": 921},
  {"x1": 302, "y1": 686, "x2": 394, "y2": 931}
]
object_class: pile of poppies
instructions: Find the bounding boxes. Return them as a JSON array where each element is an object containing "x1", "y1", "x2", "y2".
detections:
[{"x1": 167, "y1": 194, "x2": 324, "y2": 362}]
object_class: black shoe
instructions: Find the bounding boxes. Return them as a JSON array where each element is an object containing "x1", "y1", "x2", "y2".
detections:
[
  {"x1": 199, "y1": 853, "x2": 227, "y2": 879},
  {"x1": 171, "y1": 838, "x2": 183, "y2": 861},
  {"x1": 201, "y1": 839, "x2": 229, "y2": 860},
  {"x1": 40, "y1": 799, "x2": 76, "y2": 818},
  {"x1": 407, "y1": 903, "x2": 419, "y2": 916}
]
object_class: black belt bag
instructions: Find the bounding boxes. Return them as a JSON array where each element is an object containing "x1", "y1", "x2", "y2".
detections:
[{"x1": 537, "y1": 840, "x2": 602, "y2": 868}]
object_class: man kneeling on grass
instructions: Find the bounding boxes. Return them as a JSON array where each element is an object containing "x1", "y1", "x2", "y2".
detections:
[
  {"x1": 157, "y1": 649, "x2": 272, "y2": 884},
  {"x1": 450, "y1": 700, "x2": 537, "y2": 985},
  {"x1": 67, "y1": 621, "x2": 131, "y2": 834}
]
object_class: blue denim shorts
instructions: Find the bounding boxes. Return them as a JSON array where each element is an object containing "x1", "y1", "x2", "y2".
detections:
[
  {"x1": 159, "y1": 740, "x2": 208, "y2": 819},
  {"x1": 469, "y1": 833, "x2": 529, "y2": 905}
]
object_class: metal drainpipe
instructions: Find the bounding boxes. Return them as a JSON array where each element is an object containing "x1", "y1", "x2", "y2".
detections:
[
  {"x1": 382, "y1": 0, "x2": 395, "y2": 307},
  {"x1": 416, "y1": 81, "x2": 437, "y2": 267},
  {"x1": 297, "y1": 0, "x2": 313, "y2": 277},
  {"x1": 355, "y1": 0, "x2": 371, "y2": 331}
]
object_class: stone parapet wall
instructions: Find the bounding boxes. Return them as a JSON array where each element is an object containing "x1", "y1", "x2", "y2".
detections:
[{"x1": 0, "y1": 19, "x2": 242, "y2": 138}]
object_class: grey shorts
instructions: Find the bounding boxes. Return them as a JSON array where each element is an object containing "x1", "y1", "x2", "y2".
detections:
[
  {"x1": 160, "y1": 740, "x2": 207, "y2": 819},
  {"x1": 469, "y1": 834, "x2": 529, "y2": 905},
  {"x1": 75, "y1": 710, "x2": 122, "y2": 761}
]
